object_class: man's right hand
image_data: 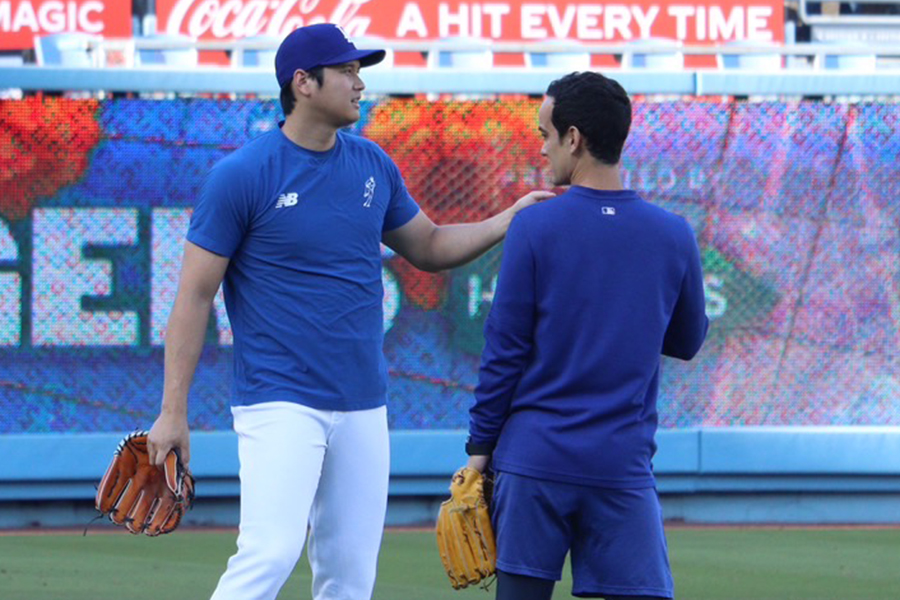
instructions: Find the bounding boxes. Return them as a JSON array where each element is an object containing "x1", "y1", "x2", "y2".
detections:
[{"x1": 148, "y1": 410, "x2": 191, "y2": 467}]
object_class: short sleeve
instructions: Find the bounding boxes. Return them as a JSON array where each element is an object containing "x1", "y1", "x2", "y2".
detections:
[
  {"x1": 381, "y1": 156, "x2": 420, "y2": 232},
  {"x1": 187, "y1": 160, "x2": 251, "y2": 258}
]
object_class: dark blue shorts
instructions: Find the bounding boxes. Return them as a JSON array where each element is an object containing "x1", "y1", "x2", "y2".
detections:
[{"x1": 492, "y1": 471, "x2": 674, "y2": 599}]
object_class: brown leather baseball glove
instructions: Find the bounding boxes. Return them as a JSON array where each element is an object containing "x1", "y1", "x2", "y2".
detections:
[
  {"x1": 95, "y1": 431, "x2": 195, "y2": 536},
  {"x1": 435, "y1": 466, "x2": 497, "y2": 589}
]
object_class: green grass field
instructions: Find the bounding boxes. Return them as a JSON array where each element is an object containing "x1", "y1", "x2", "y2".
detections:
[{"x1": 2, "y1": 527, "x2": 898, "y2": 599}]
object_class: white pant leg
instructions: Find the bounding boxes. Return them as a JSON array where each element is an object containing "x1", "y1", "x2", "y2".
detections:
[
  {"x1": 210, "y1": 402, "x2": 330, "y2": 600},
  {"x1": 307, "y1": 406, "x2": 390, "y2": 600}
]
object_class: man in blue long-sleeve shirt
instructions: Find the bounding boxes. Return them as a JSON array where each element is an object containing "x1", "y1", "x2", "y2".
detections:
[{"x1": 465, "y1": 72, "x2": 709, "y2": 600}]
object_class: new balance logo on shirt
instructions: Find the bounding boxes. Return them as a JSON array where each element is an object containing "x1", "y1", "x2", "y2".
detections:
[
  {"x1": 275, "y1": 193, "x2": 298, "y2": 209},
  {"x1": 275, "y1": 182, "x2": 375, "y2": 210}
]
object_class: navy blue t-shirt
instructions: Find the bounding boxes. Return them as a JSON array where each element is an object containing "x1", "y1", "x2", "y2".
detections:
[
  {"x1": 188, "y1": 128, "x2": 419, "y2": 410},
  {"x1": 469, "y1": 186, "x2": 708, "y2": 488}
]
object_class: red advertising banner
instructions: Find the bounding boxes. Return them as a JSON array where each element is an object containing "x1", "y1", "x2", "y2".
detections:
[
  {"x1": 0, "y1": 0, "x2": 133, "y2": 50},
  {"x1": 157, "y1": 0, "x2": 784, "y2": 44}
]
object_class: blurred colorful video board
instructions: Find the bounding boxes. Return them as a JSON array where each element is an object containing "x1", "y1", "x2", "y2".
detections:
[{"x1": 0, "y1": 97, "x2": 897, "y2": 432}]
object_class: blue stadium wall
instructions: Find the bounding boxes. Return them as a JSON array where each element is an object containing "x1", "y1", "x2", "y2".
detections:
[{"x1": 0, "y1": 91, "x2": 898, "y2": 526}]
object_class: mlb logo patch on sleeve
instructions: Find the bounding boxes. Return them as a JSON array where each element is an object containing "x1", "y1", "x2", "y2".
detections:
[{"x1": 602, "y1": 206, "x2": 616, "y2": 216}]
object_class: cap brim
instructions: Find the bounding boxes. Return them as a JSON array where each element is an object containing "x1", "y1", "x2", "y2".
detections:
[{"x1": 320, "y1": 48, "x2": 386, "y2": 69}]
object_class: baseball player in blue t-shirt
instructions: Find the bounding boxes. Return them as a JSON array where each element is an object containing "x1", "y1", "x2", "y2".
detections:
[
  {"x1": 466, "y1": 73, "x2": 709, "y2": 599},
  {"x1": 146, "y1": 24, "x2": 551, "y2": 600}
]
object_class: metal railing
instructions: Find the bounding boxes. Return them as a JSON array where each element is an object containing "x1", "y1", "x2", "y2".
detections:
[
  {"x1": 5, "y1": 36, "x2": 900, "y2": 97},
  {"x1": 93, "y1": 37, "x2": 900, "y2": 66},
  {"x1": 3, "y1": 65, "x2": 900, "y2": 97},
  {"x1": 19, "y1": 36, "x2": 900, "y2": 68}
]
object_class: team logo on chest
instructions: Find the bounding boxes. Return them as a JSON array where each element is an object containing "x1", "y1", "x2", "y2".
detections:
[
  {"x1": 275, "y1": 192, "x2": 298, "y2": 209},
  {"x1": 362, "y1": 177, "x2": 376, "y2": 208}
]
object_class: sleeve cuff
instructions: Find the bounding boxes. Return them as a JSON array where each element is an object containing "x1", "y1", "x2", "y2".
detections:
[{"x1": 465, "y1": 439, "x2": 496, "y2": 456}]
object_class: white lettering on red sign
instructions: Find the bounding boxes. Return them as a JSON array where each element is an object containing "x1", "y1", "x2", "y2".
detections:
[
  {"x1": 438, "y1": 2, "x2": 513, "y2": 38},
  {"x1": 667, "y1": 5, "x2": 773, "y2": 41},
  {"x1": 155, "y1": 0, "x2": 781, "y2": 43},
  {"x1": 0, "y1": 0, "x2": 103, "y2": 34},
  {"x1": 520, "y1": 3, "x2": 658, "y2": 40},
  {"x1": 164, "y1": 0, "x2": 373, "y2": 39},
  {"x1": 396, "y1": 1, "x2": 427, "y2": 37}
]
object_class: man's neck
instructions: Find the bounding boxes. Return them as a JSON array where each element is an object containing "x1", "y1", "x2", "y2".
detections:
[
  {"x1": 569, "y1": 162, "x2": 624, "y2": 191},
  {"x1": 281, "y1": 111, "x2": 338, "y2": 152}
]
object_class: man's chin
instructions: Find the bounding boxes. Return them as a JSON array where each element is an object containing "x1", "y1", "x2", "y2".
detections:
[{"x1": 336, "y1": 115, "x2": 360, "y2": 128}]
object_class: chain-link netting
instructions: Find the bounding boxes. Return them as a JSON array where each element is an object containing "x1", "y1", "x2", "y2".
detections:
[{"x1": 0, "y1": 96, "x2": 897, "y2": 433}]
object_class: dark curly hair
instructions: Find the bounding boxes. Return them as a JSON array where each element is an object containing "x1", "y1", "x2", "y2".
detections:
[{"x1": 545, "y1": 72, "x2": 632, "y2": 165}]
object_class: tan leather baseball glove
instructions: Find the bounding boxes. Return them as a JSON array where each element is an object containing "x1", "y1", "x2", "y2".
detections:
[{"x1": 435, "y1": 466, "x2": 497, "y2": 589}]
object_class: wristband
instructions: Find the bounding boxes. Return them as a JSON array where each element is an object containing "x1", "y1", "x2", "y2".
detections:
[{"x1": 465, "y1": 439, "x2": 495, "y2": 456}]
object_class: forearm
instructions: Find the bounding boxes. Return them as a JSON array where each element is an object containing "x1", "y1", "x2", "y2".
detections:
[
  {"x1": 385, "y1": 191, "x2": 552, "y2": 272},
  {"x1": 468, "y1": 320, "x2": 532, "y2": 448},
  {"x1": 468, "y1": 379, "x2": 514, "y2": 450},
  {"x1": 663, "y1": 235, "x2": 709, "y2": 360},
  {"x1": 419, "y1": 209, "x2": 513, "y2": 272},
  {"x1": 160, "y1": 292, "x2": 214, "y2": 416}
]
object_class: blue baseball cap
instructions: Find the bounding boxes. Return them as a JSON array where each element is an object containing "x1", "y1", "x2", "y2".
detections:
[{"x1": 275, "y1": 24, "x2": 386, "y2": 88}]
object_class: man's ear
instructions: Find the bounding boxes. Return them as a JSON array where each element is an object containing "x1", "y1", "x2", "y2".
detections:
[
  {"x1": 294, "y1": 69, "x2": 317, "y2": 98},
  {"x1": 566, "y1": 126, "x2": 583, "y2": 155}
]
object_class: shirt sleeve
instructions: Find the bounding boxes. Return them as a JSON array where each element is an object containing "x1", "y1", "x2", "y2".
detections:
[
  {"x1": 662, "y1": 220, "x2": 709, "y2": 360},
  {"x1": 186, "y1": 160, "x2": 252, "y2": 258},
  {"x1": 382, "y1": 156, "x2": 420, "y2": 232},
  {"x1": 468, "y1": 215, "x2": 536, "y2": 450}
]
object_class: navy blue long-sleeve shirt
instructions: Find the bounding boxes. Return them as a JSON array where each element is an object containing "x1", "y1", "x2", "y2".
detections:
[{"x1": 469, "y1": 186, "x2": 708, "y2": 488}]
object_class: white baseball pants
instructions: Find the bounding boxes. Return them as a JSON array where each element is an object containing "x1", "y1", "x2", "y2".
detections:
[{"x1": 209, "y1": 401, "x2": 390, "y2": 600}]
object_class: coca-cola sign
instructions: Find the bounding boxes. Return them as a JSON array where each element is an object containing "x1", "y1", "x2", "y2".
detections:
[
  {"x1": 157, "y1": 0, "x2": 784, "y2": 43},
  {"x1": 159, "y1": 0, "x2": 375, "y2": 39}
]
